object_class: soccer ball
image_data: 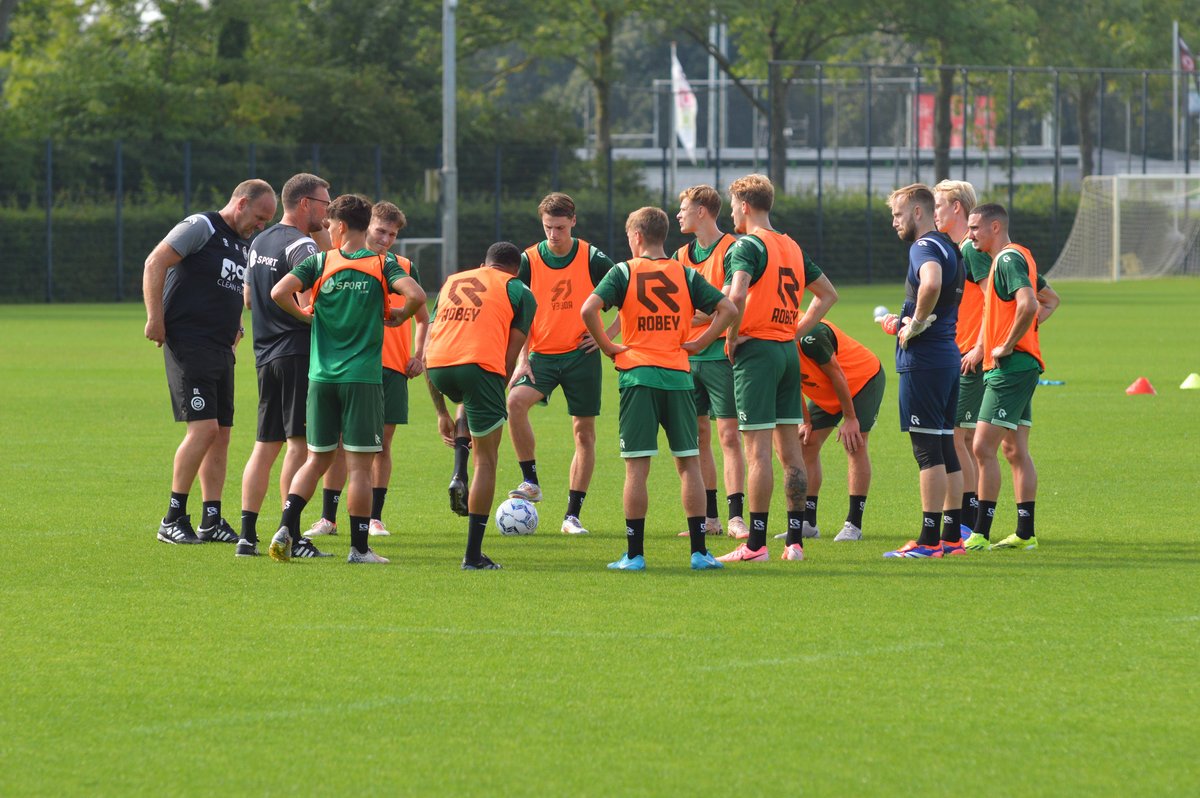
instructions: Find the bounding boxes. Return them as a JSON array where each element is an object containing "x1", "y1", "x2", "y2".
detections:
[{"x1": 495, "y1": 498, "x2": 539, "y2": 536}]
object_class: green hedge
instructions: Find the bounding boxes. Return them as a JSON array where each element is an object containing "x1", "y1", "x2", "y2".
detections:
[{"x1": 0, "y1": 188, "x2": 1080, "y2": 303}]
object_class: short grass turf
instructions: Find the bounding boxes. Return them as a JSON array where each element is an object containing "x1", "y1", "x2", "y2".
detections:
[{"x1": 1, "y1": 279, "x2": 1198, "y2": 796}]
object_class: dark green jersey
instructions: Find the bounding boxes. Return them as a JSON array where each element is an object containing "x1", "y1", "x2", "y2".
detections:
[
  {"x1": 723, "y1": 234, "x2": 824, "y2": 287},
  {"x1": 962, "y1": 239, "x2": 992, "y2": 285},
  {"x1": 991, "y1": 248, "x2": 1040, "y2": 374},
  {"x1": 430, "y1": 277, "x2": 537, "y2": 336},
  {"x1": 593, "y1": 261, "x2": 725, "y2": 390},
  {"x1": 291, "y1": 248, "x2": 409, "y2": 384},
  {"x1": 518, "y1": 239, "x2": 615, "y2": 287},
  {"x1": 798, "y1": 321, "x2": 837, "y2": 364}
]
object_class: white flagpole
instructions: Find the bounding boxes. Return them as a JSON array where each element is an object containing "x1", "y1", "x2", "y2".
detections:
[
  {"x1": 670, "y1": 42, "x2": 679, "y2": 196},
  {"x1": 1174, "y1": 20, "x2": 1180, "y2": 165}
]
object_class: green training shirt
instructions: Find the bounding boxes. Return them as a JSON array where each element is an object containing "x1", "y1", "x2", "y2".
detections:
[
  {"x1": 989, "y1": 248, "x2": 1041, "y2": 375},
  {"x1": 723, "y1": 233, "x2": 825, "y2": 287},
  {"x1": 291, "y1": 249, "x2": 408, "y2": 384},
  {"x1": 593, "y1": 260, "x2": 725, "y2": 390}
]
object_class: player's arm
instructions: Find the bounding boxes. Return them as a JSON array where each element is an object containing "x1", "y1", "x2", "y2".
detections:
[
  {"x1": 683, "y1": 273, "x2": 738, "y2": 354},
  {"x1": 243, "y1": 274, "x2": 253, "y2": 310},
  {"x1": 993, "y1": 286, "x2": 1037, "y2": 360},
  {"x1": 581, "y1": 293, "x2": 627, "y2": 359},
  {"x1": 818, "y1": 355, "x2": 862, "y2": 453},
  {"x1": 795, "y1": 274, "x2": 838, "y2": 338},
  {"x1": 898, "y1": 260, "x2": 941, "y2": 349},
  {"x1": 505, "y1": 329, "x2": 529, "y2": 381},
  {"x1": 1036, "y1": 281, "x2": 1060, "y2": 325},
  {"x1": 142, "y1": 241, "x2": 184, "y2": 346},
  {"x1": 271, "y1": 273, "x2": 313, "y2": 325},
  {"x1": 724, "y1": 270, "x2": 751, "y2": 359},
  {"x1": 387, "y1": 274, "x2": 426, "y2": 326},
  {"x1": 407, "y1": 303, "x2": 431, "y2": 378}
]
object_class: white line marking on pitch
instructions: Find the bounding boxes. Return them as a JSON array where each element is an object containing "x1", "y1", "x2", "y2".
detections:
[{"x1": 697, "y1": 640, "x2": 945, "y2": 672}]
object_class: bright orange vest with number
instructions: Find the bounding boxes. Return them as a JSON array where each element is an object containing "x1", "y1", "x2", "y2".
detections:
[
  {"x1": 381, "y1": 256, "x2": 414, "y2": 374},
  {"x1": 737, "y1": 230, "x2": 806, "y2": 342},
  {"x1": 614, "y1": 258, "x2": 694, "y2": 373},
  {"x1": 526, "y1": 240, "x2": 592, "y2": 355},
  {"x1": 426, "y1": 267, "x2": 515, "y2": 376},
  {"x1": 956, "y1": 237, "x2": 985, "y2": 354},
  {"x1": 675, "y1": 234, "x2": 734, "y2": 345},
  {"x1": 310, "y1": 250, "x2": 388, "y2": 320},
  {"x1": 982, "y1": 243, "x2": 1044, "y2": 372},
  {"x1": 797, "y1": 321, "x2": 882, "y2": 415}
]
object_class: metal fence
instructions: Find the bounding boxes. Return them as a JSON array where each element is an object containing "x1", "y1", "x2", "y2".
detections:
[{"x1": 5, "y1": 61, "x2": 1199, "y2": 302}]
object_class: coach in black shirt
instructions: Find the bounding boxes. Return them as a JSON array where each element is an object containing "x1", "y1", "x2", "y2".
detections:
[{"x1": 143, "y1": 179, "x2": 277, "y2": 545}]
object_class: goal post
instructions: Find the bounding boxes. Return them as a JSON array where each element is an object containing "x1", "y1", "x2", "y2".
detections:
[{"x1": 1051, "y1": 174, "x2": 1200, "y2": 280}]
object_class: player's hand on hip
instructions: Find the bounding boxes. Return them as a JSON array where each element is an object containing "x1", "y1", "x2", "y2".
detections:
[
  {"x1": 961, "y1": 348, "x2": 982, "y2": 374},
  {"x1": 508, "y1": 362, "x2": 533, "y2": 389},
  {"x1": 991, "y1": 344, "x2": 1012, "y2": 360},
  {"x1": 577, "y1": 332, "x2": 601, "y2": 354}
]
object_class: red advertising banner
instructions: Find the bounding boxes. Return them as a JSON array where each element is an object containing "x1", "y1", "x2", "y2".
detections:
[{"x1": 917, "y1": 94, "x2": 996, "y2": 149}]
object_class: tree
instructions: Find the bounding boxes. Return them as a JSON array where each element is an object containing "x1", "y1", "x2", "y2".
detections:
[
  {"x1": 662, "y1": 0, "x2": 877, "y2": 188},
  {"x1": 877, "y1": 0, "x2": 1029, "y2": 181}
]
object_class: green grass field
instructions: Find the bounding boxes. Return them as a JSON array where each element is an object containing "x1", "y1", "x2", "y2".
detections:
[{"x1": 2, "y1": 280, "x2": 1198, "y2": 796}]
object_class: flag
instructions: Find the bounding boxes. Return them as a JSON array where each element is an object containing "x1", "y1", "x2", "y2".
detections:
[
  {"x1": 1180, "y1": 35, "x2": 1200, "y2": 113},
  {"x1": 671, "y1": 46, "x2": 698, "y2": 163}
]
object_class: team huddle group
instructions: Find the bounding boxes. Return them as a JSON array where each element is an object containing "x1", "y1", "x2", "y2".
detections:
[{"x1": 143, "y1": 170, "x2": 1057, "y2": 570}]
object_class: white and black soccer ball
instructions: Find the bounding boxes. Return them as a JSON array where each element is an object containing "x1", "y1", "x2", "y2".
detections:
[{"x1": 495, "y1": 498, "x2": 539, "y2": 536}]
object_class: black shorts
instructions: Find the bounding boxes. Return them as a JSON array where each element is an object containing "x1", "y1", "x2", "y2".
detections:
[
  {"x1": 256, "y1": 354, "x2": 308, "y2": 442},
  {"x1": 165, "y1": 341, "x2": 235, "y2": 426}
]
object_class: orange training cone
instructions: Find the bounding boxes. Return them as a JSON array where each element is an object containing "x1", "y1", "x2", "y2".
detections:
[
  {"x1": 1181, "y1": 373, "x2": 1200, "y2": 390},
  {"x1": 1125, "y1": 377, "x2": 1157, "y2": 395}
]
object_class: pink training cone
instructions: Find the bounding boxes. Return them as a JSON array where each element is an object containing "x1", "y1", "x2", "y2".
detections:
[{"x1": 1125, "y1": 377, "x2": 1157, "y2": 395}]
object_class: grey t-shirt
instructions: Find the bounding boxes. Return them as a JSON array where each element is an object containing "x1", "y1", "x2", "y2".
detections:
[{"x1": 246, "y1": 224, "x2": 318, "y2": 366}]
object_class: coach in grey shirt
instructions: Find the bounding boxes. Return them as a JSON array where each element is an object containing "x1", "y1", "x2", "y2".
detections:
[
  {"x1": 143, "y1": 178, "x2": 277, "y2": 545},
  {"x1": 234, "y1": 173, "x2": 331, "y2": 557}
]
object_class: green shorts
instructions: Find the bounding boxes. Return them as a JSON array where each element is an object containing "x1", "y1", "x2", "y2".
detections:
[
  {"x1": 808, "y1": 367, "x2": 885, "y2": 433},
  {"x1": 732, "y1": 338, "x2": 805, "y2": 431},
  {"x1": 428, "y1": 364, "x2": 508, "y2": 437},
  {"x1": 511, "y1": 349, "x2": 602, "y2": 417},
  {"x1": 691, "y1": 358, "x2": 737, "y2": 420},
  {"x1": 382, "y1": 367, "x2": 409, "y2": 426},
  {"x1": 618, "y1": 385, "x2": 699, "y2": 458},
  {"x1": 307, "y1": 381, "x2": 384, "y2": 453},
  {"x1": 956, "y1": 368, "x2": 985, "y2": 428},
  {"x1": 979, "y1": 368, "x2": 1038, "y2": 430}
]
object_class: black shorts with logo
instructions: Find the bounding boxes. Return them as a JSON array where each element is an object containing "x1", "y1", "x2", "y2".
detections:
[
  {"x1": 256, "y1": 353, "x2": 308, "y2": 441},
  {"x1": 165, "y1": 340, "x2": 235, "y2": 426}
]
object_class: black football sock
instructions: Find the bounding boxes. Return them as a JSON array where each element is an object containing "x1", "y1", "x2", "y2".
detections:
[
  {"x1": 704, "y1": 490, "x2": 719, "y2": 519},
  {"x1": 465, "y1": 513, "x2": 488, "y2": 560},
  {"x1": 975, "y1": 500, "x2": 997, "y2": 540},
  {"x1": 519, "y1": 460, "x2": 539, "y2": 485},
  {"x1": 165, "y1": 492, "x2": 188, "y2": 523},
  {"x1": 847, "y1": 495, "x2": 866, "y2": 528},
  {"x1": 727, "y1": 492, "x2": 745, "y2": 519},
  {"x1": 748, "y1": 512, "x2": 769, "y2": 550},
  {"x1": 962, "y1": 492, "x2": 978, "y2": 529},
  {"x1": 918, "y1": 511, "x2": 941, "y2": 547},
  {"x1": 281, "y1": 494, "x2": 308, "y2": 534},
  {"x1": 453, "y1": 437, "x2": 470, "y2": 481},
  {"x1": 371, "y1": 488, "x2": 387, "y2": 520},
  {"x1": 804, "y1": 495, "x2": 818, "y2": 528},
  {"x1": 625, "y1": 518, "x2": 646, "y2": 558},
  {"x1": 941, "y1": 508, "x2": 963, "y2": 543},
  {"x1": 350, "y1": 515, "x2": 370, "y2": 554},
  {"x1": 322, "y1": 489, "x2": 341, "y2": 524},
  {"x1": 240, "y1": 510, "x2": 258, "y2": 544},
  {"x1": 1016, "y1": 501, "x2": 1036, "y2": 539},
  {"x1": 200, "y1": 500, "x2": 221, "y2": 530},
  {"x1": 566, "y1": 490, "x2": 586, "y2": 519},
  {"x1": 785, "y1": 511, "x2": 805, "y2": 547},
  {"x1": 687, "y1": 515, "x2": 707, "y2": 555}
]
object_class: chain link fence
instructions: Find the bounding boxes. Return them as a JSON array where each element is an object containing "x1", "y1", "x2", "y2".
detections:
[{"x1": 5, "y1": 62, "x2": 1197, "y2": 301}]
